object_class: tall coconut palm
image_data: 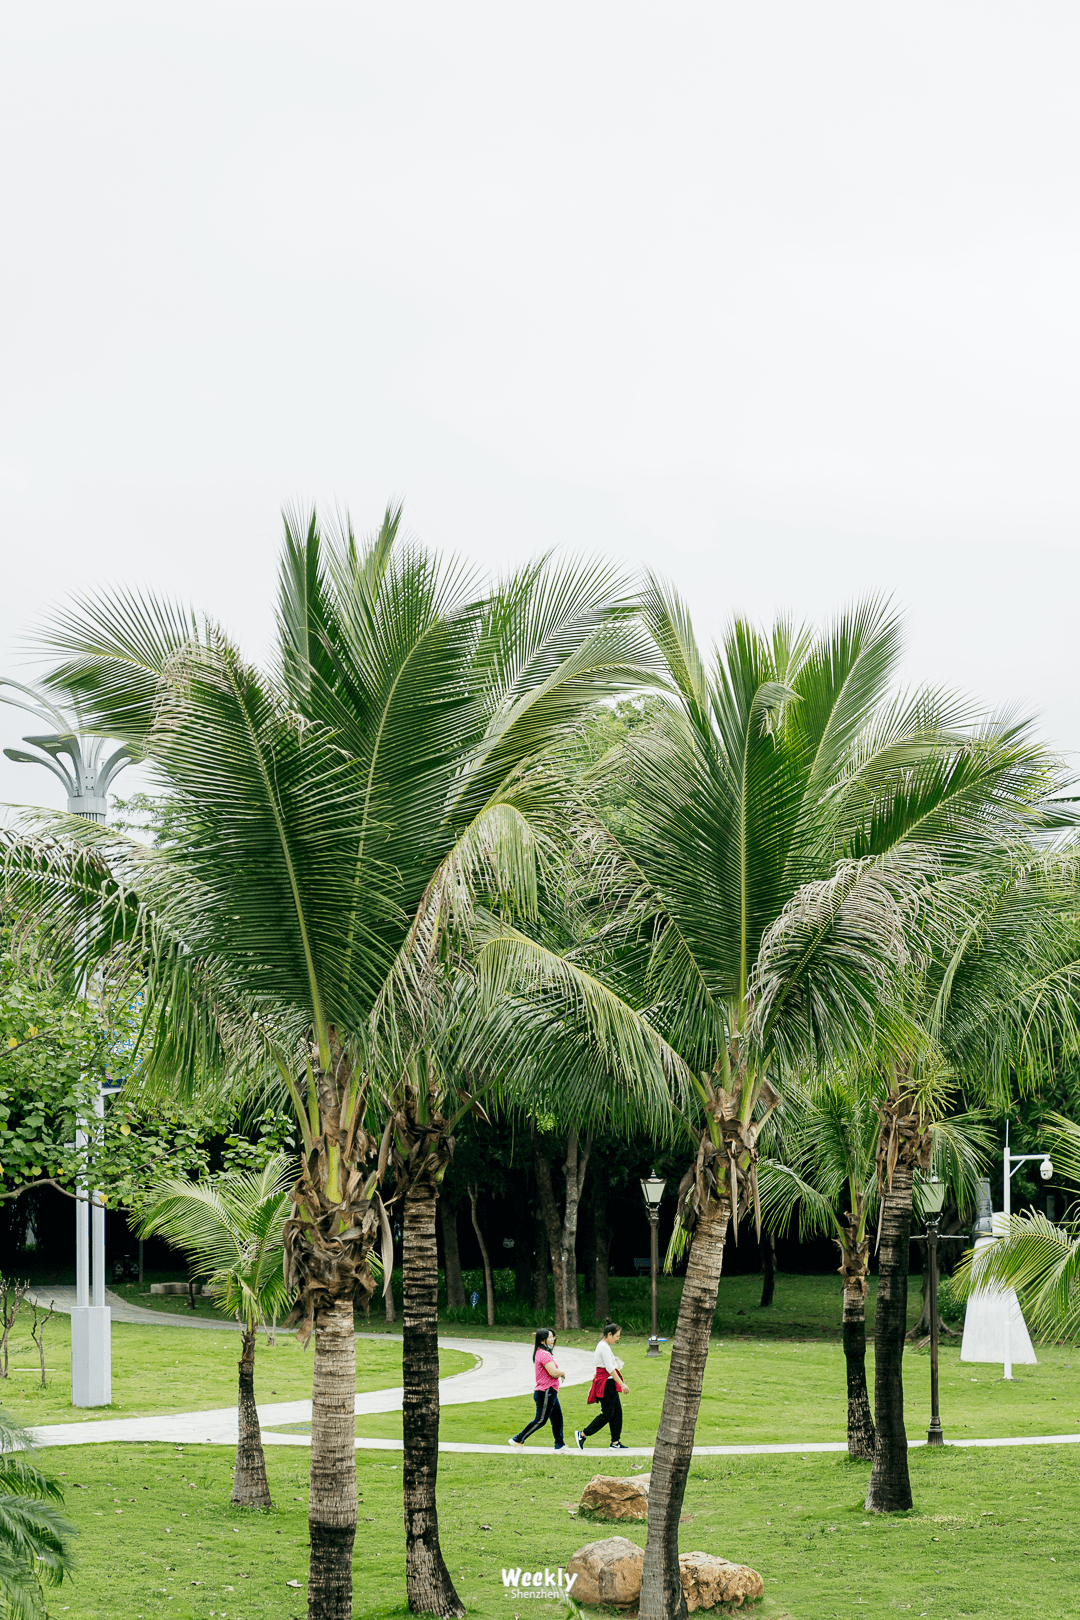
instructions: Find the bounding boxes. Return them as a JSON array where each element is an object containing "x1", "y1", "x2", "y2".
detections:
[
  {"x1": 759, "y1": 1076, "x2": 988, "y2": 1459},
  {"x1": 0, "y1": 1411, "x2": 76, "y2": 1620},
  {"x1": 135, "y1": 1157, "x2": 293, "y2": 1508},
  {"x1": 4, "y1": 509, "x2": 657, "y2": 1620},
  {"x1": 585, "y1": 589, "x2": 1059, "y2": 1619}
]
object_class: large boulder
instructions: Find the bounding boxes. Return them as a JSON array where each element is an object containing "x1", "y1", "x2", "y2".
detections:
[
  {"x1": 566, "y1": 1539, "x2": 764, "y2": 1611},
  {"x1": 579, "y1": 1472, "x2": 651, "y2": 1522},
  {"x1": 566, "y1": 1537, "x2": 644, "y2": 1607},
  {"x1": 678, "y1": 1552, "x2": 764, "y2": 1611}
]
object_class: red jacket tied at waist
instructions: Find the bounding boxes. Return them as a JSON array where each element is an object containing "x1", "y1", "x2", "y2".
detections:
[{"x1": 586, "y1": 1371, "x2": 608, "y2": 1404}]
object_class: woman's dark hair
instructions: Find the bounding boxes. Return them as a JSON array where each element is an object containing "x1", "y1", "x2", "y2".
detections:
[
  {"x1": 603, "y1": 1321, "x2": 621, "y2": 1338},
  {"x1": 532, "y1": 1328, "x2": 556, "y2": 1360}
]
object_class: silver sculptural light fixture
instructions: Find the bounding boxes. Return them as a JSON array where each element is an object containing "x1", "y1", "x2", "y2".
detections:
[
  {"x1": 1, "y1": 678, "x2": 132, "y2": 821},
  {"x1": 2, "y1": 677, "x2": 132, "y2": 1407}
]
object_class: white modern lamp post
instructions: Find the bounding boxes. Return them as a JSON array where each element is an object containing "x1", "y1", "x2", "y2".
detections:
[
  {"x1": 1001, "y1": 1120, "x2": 1053, "y2": 1381},
  {"x1": 639, "y1": 1171, "x2": 666, "y2": 1356},
  {"x1": 2, "y1": 679, "x2": 131, "y2": 1406}
]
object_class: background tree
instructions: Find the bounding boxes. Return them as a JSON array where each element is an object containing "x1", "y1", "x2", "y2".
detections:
[
  {"x1": 863, "y1": 851, "x2": 1080, "y2": 1514},
  {"x1": 760, "y1": 1074, "x2": 988, "y2": 1459}
]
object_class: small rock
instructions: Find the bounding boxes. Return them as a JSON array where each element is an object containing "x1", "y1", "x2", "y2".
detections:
[
  {"x1": 678, "y1": 1551, "x2": 764, "y2": 1611},
  {"x1": 579, "y1": 1472, "x2": 651, "y2": 1523},
  {"x1": 566, "y1": 1537, "x2": 644, "y2": 1607}
]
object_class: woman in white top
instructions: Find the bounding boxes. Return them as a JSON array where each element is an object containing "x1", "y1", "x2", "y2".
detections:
[{"x1": 575, "y1": 1322, "x2": 629, "y2": 1450}]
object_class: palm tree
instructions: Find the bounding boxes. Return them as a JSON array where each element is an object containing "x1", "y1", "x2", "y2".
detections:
[
  {"x1": 583, "y1": 590, "x2": 1058, "y2": 1618},
  {"x1": 0, "y1": 1411, "x2": 76, "y2": 1619},
  {"x1": 6, "y1": 508, "x2": 655, "y2": 1620},
  {"x1": 135, "y1": 1157, "x2": 293, "y2": 1508},
  {"x1": 759, "y1": 1075, "x2": 988, "y2": 1459},
  {"x1": 861, "y1": 851, "x2": 1080, "y2": 1513}
]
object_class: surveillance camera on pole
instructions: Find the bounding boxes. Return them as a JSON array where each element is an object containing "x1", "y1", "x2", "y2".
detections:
[{"x1": 2, "y1": 678, "x2": 131, "y2": 1408}]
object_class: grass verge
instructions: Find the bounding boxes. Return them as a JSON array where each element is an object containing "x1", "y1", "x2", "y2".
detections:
[
  {"x1": 39, "y1": 1440, "x2": 1080, "y2": 1618},
  {"x1": 0, "y1": 1319, "x2": 474, "y2": 1427}
]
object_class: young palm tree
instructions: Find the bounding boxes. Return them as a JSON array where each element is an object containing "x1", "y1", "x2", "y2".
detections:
[
  {"x1": 760, "y1": 1076, "x2": 988, "y2": 1459},
  {"x1": 0, "y1": 1411, "x2": 76, "y2": 1620},
  {"x1": 6, "y1": 509, "x2": 656, "y2": 1620},
  {"x1": 584, "y1": 589, "x2": 1059, "y2": 1617},
  {"x1": 135, "y1": 1157, "x2": 293, "y2": 1508}
]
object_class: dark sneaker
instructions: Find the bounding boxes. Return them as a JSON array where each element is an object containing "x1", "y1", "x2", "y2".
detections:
[
  {"x1": 609, "y1": 1440, "x2": 628, "y2": 1449},
  {"x1": 575, "y1": 1430, "x2": 586, "y2": 1450}
]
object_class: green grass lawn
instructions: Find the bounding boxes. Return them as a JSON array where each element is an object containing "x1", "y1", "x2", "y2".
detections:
[
  {"x1": 0, "y1": 1317, "x2": 475, "y2": 1428},
  {"x1": 38, "y1": 1440, "x2": 1080, "y2": 1618}
]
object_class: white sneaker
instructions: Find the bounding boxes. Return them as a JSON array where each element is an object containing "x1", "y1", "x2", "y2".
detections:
[{"x1": 508, "y1": 1438, "x2": 524, "y2": 1449}]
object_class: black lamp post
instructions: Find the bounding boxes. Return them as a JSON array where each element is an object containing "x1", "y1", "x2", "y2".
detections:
[
  {"x1": 913, "y1": 1176, "x2": 967, "y2": 1447},
  {"x1": 640, "y1": 1171, "x2": 666, "y2": 1355}
]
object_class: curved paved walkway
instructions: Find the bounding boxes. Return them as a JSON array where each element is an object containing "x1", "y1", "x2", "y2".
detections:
[
  {"x1": 24, "y1": 1303, "x2": 1080, "y2": 1459},
  {"x1": 28, "y1": 1333, "x2": 597, "y2": 1450}
]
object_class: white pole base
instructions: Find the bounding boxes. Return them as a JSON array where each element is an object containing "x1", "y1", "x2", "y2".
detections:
[{"x1": 70, "y1": 1307, "x2": 112, "y2": 1407}]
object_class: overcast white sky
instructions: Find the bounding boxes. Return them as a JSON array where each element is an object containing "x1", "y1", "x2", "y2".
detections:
[{"x1": 2, "y1": 4, "x2": 1078, "y2": 812}]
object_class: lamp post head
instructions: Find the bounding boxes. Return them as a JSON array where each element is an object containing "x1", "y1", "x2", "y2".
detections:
[
  {"x1": 640, "y1": 1171, "x2": 666, "y2": 1211},
  {"x1": 1, "y1": 679, "x2": 131, "y2": 822}
]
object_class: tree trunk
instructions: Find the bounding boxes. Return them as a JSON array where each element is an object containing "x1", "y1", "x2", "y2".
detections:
[
  {"x1": 837, "y1": 1215, "x2": 875, "y2": 1459},
  {"x1": 307, "y1": 1299, "x2": 357, "y2": 1620},
  {"x1": 906, "y1": 1259, "x2": 960, "y2": 1340},
  {"x1": 560, "y1": 1130, "x2": 591, "y2": 1328},
  {"x1": 533, "y1": 1145, "x2": 566, "y2": 1329},
  {"x1": 531, "y1": 1209, "x2": 549, "y2": 1315},
  {"x1": 533, "y1": 1131, "x2": 591, "y2": 1329},
  {"x1": 440, "y1": 1198, "x2": 466, "y2": 1310},
  {"x1": 384, "y1": 1267, "x2": 397, "y2": 1325},
  {"x1": 640, "y1": 1195, "x2": 730, "y2": 1620},
  {"x1": 843, "y1": 1281, "x2": 875, "y2": 1461},
  {"x1": 467, "y1": 1185, "x2": 495, "y2": 1327},
  {"x1": 759, "y1": 1229, "x2": 776, "y2": 1308},
  {"x1": 513, "y1": 1181, "x2": 532, "y2": 1302},
  {"x1": 232, "y1": 1326, "x2": 272, "y2": 1507},
  {"x1": 865, "y1": 1159, "x2": 914, "y2": 1512},
  {"x1": 403, "y1": 1190, "x2": 465, "y2": 1618},
  {"x1": 593, "y1": 1160, "x2": 611, "y2": 1324}
]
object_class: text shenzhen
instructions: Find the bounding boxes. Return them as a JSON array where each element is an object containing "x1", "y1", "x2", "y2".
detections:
[{"x1": 501, "y1": 1568, "x2": 579, "y2": 1600}]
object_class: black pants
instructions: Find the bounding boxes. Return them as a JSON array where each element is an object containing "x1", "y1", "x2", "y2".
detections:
[
  {"x1": 513, "y1": 1387, "x2": 565, "y2": 1448},
  {"x1": 582, "y1": 1381, "x2": 623, "y2": 1444}
]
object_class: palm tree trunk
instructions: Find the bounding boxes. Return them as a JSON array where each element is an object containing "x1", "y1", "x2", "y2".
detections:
[
  {"x1": 842, "y1": 1281, "x2": 875, "y2": 1461},
  {"x1": 232, "y1": 1326, "x2": 272, "y2": 1508},
  {"x1": 440, "y1": 1198, "x2": 466, "y2": 1310},
  {"x1": 402, "y1": 1189, "x2": 465, "y2": 1618},
  {"x1": 467, "y1": 1185, "x2": 496, "y2": 1327},
  {"x1": 640, "y1": 1194, "x2": 730, "y2": 1620},
  {"x1": 864, "y1": 1159, "x2": 914, "y2": 1512},
  {"x1": 307, "y1": 1299, "x2": 357, "y2": 1620}
]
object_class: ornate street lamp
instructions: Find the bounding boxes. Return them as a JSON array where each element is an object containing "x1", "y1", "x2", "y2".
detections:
[
  {"x1": 2, "y1": 679, "x2": 131, "y2": 1407},
  {"x1": 640, "y1": 1171, "x2": 666, "y2": 1356}
]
